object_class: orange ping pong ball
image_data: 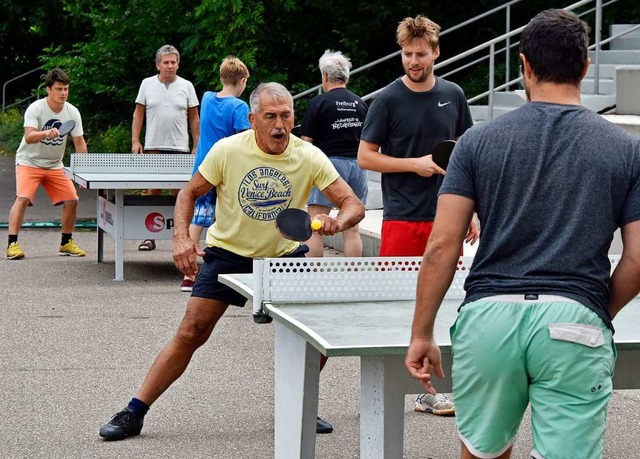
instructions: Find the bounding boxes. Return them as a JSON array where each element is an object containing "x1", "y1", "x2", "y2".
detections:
[{"x1": 311, "y1": 219, "x2": 322, "y2": 230}]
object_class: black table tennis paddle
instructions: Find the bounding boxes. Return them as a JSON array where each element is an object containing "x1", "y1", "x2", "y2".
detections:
[
  {"x1": 275, "y1": 208, "x2": 322, "y2": 241},
  {"x1": 58, "y1": 120, "x2": 76, "y2": 137},
  {"x1": 432, "y1": 140, "x2": 456, "y2": 170}
]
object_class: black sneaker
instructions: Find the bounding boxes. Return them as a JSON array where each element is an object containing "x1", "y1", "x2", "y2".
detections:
[
  {"x1": 99, "y1": 408, "x2": 144, "y2": 441},
  {"x1": 316, "y1": 416, "x2": 333, "y2": 434}
]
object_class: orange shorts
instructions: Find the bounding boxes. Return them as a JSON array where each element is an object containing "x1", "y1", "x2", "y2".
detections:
[
  {"x1": 379, "y1": 220, "x2": 434, "y2": 256},
  {"x1": 16, "y1": 164, "x2": 78, "y2": 206}
]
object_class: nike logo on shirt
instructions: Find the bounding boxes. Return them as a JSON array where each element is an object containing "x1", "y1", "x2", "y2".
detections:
[{"x1": 438, "y1": 101, "x2": 452, "y2": 107}]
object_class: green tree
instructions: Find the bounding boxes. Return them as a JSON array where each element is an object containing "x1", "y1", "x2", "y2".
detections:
[
  {"x1": 2, "y1": 0, "x2": 638, "y2": 146},
  {"x1": 0, "y1": 0, "x2": 88, "y2": 110},
  {"x1": 42, "y1": 0, "x2": 200, "y2": 127}
]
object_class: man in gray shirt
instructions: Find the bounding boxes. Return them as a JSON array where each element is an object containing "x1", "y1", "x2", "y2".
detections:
[{"x1": 406, "y1": 9, "x2": 640, "y2": 459}]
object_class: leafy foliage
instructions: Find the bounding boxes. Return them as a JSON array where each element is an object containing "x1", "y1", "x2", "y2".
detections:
[
  {"x1": 41, "y1": 0, "x2": 200, "y2": 127},
  {"x1": 1, "y1": 0, "x2": 638, "y2": 154},
  {"x1": 89, "y1": 124, "x2": 132, "y2": 153},
  {"x1": 0, "y1": 109, "x2": 24, "y2": 156}
]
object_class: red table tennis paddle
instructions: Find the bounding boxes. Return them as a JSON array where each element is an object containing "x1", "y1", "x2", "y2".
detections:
[
  {"x1": 276, "y1": 208, "x2": 322, "y2": 241},
  {"x1": 58, "y1": 120, "x2": 76, "y2": 137},
  {"x1": 432, "y1": 140, "x2": 456, "y2": 170}
]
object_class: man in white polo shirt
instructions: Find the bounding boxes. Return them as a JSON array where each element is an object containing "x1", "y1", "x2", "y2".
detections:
[{"x1": 132, "y1": 44, "x2": 200, "y2": 251}]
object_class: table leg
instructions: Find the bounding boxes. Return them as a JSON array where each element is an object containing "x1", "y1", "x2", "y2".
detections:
[
  {"x1": 97, "y1": 191, "x2": 104, "y2": 263},
  {"x1": 274, "y1": 323, "x2": 320, "y2": 459},
  {"x1": 114, "y1": 190, "x2": 125, "y2": 281},
  {"x1": 360, "y1": 355, "x2": 411, "y2": 459},
  {"x1": 360, "y1": 353, "x2": 453, "y2": 459}
]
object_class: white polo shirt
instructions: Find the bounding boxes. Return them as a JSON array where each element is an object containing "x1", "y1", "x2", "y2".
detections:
[{"x1": 135, "y1": 75, "x2": 199, "y2": 152}]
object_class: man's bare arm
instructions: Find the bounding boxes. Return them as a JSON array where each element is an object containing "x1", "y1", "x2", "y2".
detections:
[
  {"x1": 188, "y1": 106, "x2": 200, "y2": 155},
  {"x1": 608, "y1": 220, "x2": 640, "y2": 319},
  {"x1": 315, "y1": 177, "x2": 365, "y2": 235},
  {"x1": 173, "y1": 172, "x2": 213, "y2": 277},
  {"x1": 406, "y1": 194, "x2": 474, "y2": 392},
  {"x1": 413, "y1": 194, "x2": 475, "y2": 338},
  {"x1": 24, "y1": 126, "x2": 59, "y2": 144},
  {"x1": 72, "y1": 135, "x2": 88, "y2": 153},
  {"x1": 357, "y1": 140, "x2": 444, "y2": 177},
  {"x1": 131, "y1": 104, "x2": 145, "y2": 153}
]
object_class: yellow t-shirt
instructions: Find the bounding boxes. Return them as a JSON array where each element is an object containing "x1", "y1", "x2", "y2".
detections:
[{"x1": 198, "y1": 130, "x2": 339, "y2": 258}]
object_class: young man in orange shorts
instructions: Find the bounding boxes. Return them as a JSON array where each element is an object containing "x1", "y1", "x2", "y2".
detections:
[{"x1": 7, "y1": 68, "x2": 88, "y2": 260}]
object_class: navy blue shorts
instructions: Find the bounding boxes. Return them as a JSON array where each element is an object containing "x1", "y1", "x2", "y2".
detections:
[{"x1": 191, "y1": 245, "x2": 309, "y2": 306}]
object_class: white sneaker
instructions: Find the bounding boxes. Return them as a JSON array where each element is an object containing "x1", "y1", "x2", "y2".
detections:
[{"x1": 413, "y1": 393, "x2": 455, "y2": 416}]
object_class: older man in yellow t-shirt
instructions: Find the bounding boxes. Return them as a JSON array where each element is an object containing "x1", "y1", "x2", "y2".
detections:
[{"x1": 99, "y1": 82, "x2": 365, "y2": 441}]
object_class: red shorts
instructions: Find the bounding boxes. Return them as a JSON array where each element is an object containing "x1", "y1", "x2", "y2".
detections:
[
  {"x1": 379, "y1": 220, "x2": 434, "y2": 256},
  {"x1": 16, "y1": 164, "x2": 78, "y2": 206}
]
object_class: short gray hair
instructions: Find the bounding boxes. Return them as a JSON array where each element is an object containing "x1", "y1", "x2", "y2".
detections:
[
  {"x1": 249, "y1": 82, "x2": 293, "y2": 112},
  {"x1": 319, "y1": 50, "x2": 352, "y2": 84},
  {"x1": 155, "y1": 44, "x2": 180, "y2": 65}
]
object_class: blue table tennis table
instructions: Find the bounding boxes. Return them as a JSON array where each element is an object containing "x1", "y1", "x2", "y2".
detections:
[{"x1": 220, "y1": 256, "x2": 640, "y2": 459}]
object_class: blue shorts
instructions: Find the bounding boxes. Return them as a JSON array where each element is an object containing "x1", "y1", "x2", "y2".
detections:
[
  {"x1": 191, "y1": 188, "x2": 217, "y2": 227},
  {"x1": 307, "y1": 156, "x2": 367, "y2": 207},
  {"x1": 192, "y1": 245, "x2": 309, "y2": 305},
  {"x1": 451, "y1": 295, "x2": 615, "y2": 458}
]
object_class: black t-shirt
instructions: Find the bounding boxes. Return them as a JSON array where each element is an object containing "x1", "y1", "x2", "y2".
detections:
[
  {"x1": 300, "y1": 87, "x2": 368, "y2": 157},
  {"x1": 361, "y1": 77, "x2": 473, "y2": 221}
]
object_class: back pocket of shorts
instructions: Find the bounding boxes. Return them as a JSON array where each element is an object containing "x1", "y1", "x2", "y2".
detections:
[{"x1": 548, "y1": 323, "x2": 605, "y2": 348}]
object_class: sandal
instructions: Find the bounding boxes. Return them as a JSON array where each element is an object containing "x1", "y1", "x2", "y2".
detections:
[{"x1": 138, "y1": 239, "x2": 156, "y2": 251}]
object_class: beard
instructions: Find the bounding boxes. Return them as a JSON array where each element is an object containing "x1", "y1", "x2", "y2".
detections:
[{"x1": 404, "y1": 64, "x2": 433, "y2": 83}]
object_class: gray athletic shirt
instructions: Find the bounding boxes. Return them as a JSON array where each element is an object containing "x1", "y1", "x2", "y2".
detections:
[{"x1": 441, "y1": 102, "x2": 640, "y2": 329}]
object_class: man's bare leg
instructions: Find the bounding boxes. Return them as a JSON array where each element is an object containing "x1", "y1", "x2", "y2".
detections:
[
  {"x1": 8, "y1": 197, "x2": 29, "y2": 235},
  {"x1": 136, "y1": 297, "x2": 229, "y2": 405},
  {"x1": 461, "y1": 442, "x2": 512, "y2": 459},
  {"x1": 99, "y1": 297, "x2": 230, "y2": 440},
  {"x1": 341, "y1": 224, "x2": 362, "y2": 257},
  {"x1": 60, "y1": 200, "x2": 78, "y2": 234}
]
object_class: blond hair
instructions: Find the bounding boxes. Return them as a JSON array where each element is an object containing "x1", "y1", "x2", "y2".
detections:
[
  {"x1": 220, "y1": 56, "x2": 250, "y2": 86},
  {"x1": 396, "y1": 15, "x2": 441, "y2": 49}
]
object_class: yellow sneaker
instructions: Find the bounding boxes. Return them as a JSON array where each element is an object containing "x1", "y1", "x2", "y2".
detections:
[
  {"x1": 7, "y1": 241, "x2": 25, "y2": 260},
  {"x1": 59, "y1": 239, "x2": 86, "y2": 257}
]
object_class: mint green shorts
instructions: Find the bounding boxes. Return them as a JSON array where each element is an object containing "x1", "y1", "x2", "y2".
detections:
[{"x1": 450, "y1": 295, "x2": 616, "y2": 459}]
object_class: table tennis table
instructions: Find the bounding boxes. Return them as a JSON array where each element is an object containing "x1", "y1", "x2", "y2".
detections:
[
  {"x1": 219, "y1": 255, "x2": 640, "y2": 459},
  {"x1": 64, "y1": 153, "x2": 193, "y2": 280}
]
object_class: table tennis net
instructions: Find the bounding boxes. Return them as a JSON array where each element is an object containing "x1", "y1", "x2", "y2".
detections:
[
  {"x1": 69, "y1": 153, "x2": 194, "y2": 174},
  {"x1": 255, "y1": 255, "x2": 622, "y2": 306},
  {"x1": 254, "y1": 257, "x2": 471, "y2": 305}
]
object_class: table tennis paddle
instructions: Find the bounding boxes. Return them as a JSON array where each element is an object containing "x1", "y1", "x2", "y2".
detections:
[
  {"x1": 432, "y1": 140, "x2": 456, "y2": 170},
  {"x1": 275, "y1": 208, "x2": 322, "y2": 241},
  {"x1": 58, "y1": 120, "x2": 76, "y2": 137}
]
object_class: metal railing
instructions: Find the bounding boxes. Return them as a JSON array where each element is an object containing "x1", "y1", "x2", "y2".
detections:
[
  {"x1": 365, "y1": 0, "x2": 638, "y2": 118},
  {"x1": 292, "y1": 0, "x2": 528, "y2": 101},
  {"x1": 296, "y1": 0, "x2": 636, "y2": 121},
  {"x1": 2, "y1": 67, "x2": 43, "y2": 113}
]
